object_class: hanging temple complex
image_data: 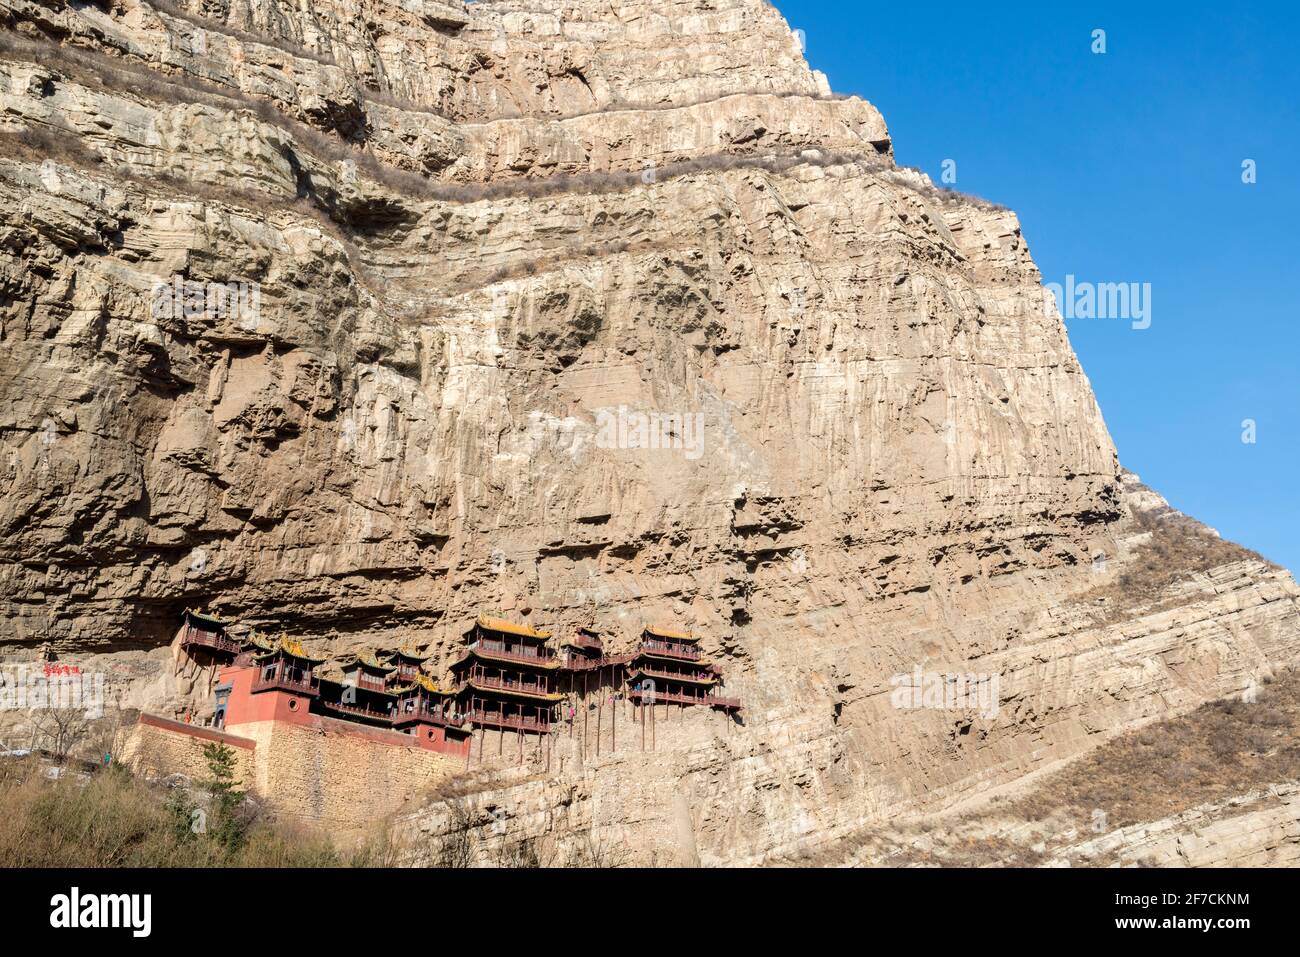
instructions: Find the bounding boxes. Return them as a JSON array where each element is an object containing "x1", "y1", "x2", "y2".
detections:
[{"x1": 115, "y1": 609, "x2": 744, "y2": 831}]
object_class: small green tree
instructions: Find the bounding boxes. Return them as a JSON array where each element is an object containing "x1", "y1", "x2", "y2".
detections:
[
  {"x1": 201, "y1": 742, "x2": 247, "y2": 853},
  {"x1": 166, "y1": 785, "x2": 199, "y2": 848}
]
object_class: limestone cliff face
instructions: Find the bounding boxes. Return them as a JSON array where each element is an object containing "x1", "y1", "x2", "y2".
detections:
[{"x1": 1, "y1": 0, "x2": 1298, "y2": 862}]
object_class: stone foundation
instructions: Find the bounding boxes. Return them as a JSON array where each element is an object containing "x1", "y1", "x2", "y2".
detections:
[{"x1": 118, "y1": 712, "x2": 461, "y2": 837}]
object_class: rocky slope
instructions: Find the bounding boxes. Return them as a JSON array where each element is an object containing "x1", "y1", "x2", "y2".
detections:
[{"x1": 1, "y1": 0, "x2": 1297, "y2": 863}]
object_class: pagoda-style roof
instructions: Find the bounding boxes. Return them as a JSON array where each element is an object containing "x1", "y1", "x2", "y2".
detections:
[
  {"x1": 243, "y1": 631, "x2": 276, "y2": 652},
  {"x1": 251, "y1": 636, "x2": 328, "y2": 664},
  {"x1": 317, "y1": 674, "x2": 397, "y2": 698},
  {"x1": 391, "y1": 674, "x2": 451, "y2": 696},
  {"x1": 183, "y1": 608, "x2": 228, "y2": 630},
  {"x1": 643, "y1": 624, "x2": 699, "y2": 643},
  {"x1": 337, "y1": 652, "x2": 396, "y2": 674},
  {"x1": 472, "y1": 615, "x2": 552, "y2": 641},
  {"x1": 466, "y1": 679, "x2": 565, "y2": 704},
  {"x1": 380, "y1": 645, "x2": 431, "y2": 664}
]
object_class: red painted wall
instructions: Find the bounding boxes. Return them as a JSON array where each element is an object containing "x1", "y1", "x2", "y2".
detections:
[{"x1": 220, "y1": 665, "x2": 470, "y2": 757}]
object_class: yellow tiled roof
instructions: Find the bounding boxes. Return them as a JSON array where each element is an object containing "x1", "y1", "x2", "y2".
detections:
[
  {"x1": 383, "y1": 645, "x2": 430, "y2": 662},
  {"x1": 477, "y1": 615, "x2": 552, "y2": 640},
  {"x1": 392, "y1": 674, "x2": 450, "y2": 695},
  {"x1": 185, "y1": 608, "x2": 229, "y2": 628},
  {"x1": 643, "y1": 624, "x2": 699, "y2": 643},
  {"x1": 251, "y1": 635, "x2": 327, "y2": 663}
]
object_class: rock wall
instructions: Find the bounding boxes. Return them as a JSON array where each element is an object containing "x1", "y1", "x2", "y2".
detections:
[
  {"x1": 2, "y1": 0, "x2": 1298, "y2": 862},
  {"x1": 1049, "y1": 784, "x2": 1300, "y2": 868}
]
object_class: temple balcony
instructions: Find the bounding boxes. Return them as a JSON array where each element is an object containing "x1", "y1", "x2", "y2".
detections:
[
  {"x1": 393, "y1": 702, "x2": 459, "y2": 726},
  {"x1": 568, "y1": 634, "x2": 603, "y2": 653},
  {"x1": 467, "y1": 671, "x2": 553, "y2": 697},
  {"x1": 474, "y1": 640, "x2": 557, "y2": 666},
  {"x1": 634, "y1": 665, "x2": 716, "y2": 686},
  {"x1": 564, "y1": 652, "x2": 633, "y2": 673},
  {"x1": 180, "y1": 627, "x2": 241, "y2": 657},
  {"x1": 629, "y1": 687, "x2": 741, "y2": 711},
  {"x1": 463, "y1": 708, "x2": 552, "y2": 734},
  {"x1": 252, "y1": 669, "x2": 319, "y2": 697},
  {"x1": 640, "y1": 639, "x2": 702, "y2": 661},
  {"x1": 320, "y1": 698, "x2": 394, "y2": 723}
]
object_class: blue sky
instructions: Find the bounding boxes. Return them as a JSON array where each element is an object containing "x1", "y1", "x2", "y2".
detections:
[{"x1": 777, "y1": 0, "x2": 1300, "y2": 572}]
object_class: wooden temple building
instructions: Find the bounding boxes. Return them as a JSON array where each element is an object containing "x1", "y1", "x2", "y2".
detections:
[
  {"x1": 384, "y1": 647, "x2": 472, "y2": 753},
  {"x1": 212, "y1": 635, "x2": 327, "y2": 728},
  {"x1": 180, "y1": 610, "x2": 742, "y2": 765},
  {"x1": 451, "y1": 616, "x2": 566, "y2": 736},
  {"x1": 627, "y1": 626, "x2": 742, "y2": 713},
  {"x1": 559, "y1": 626, "x2": 605, "y2": 671},
  {"x1": 176, "y1": 608, "x2": 241, "y2": 664},
  {"x1": 318, "y1": 653, "x2": 398, "y2": 726}
]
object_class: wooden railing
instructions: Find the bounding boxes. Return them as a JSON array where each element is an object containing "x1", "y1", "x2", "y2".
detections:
[
  {"x1": 321, "y1": 698, "x2": 393, "y2": 721},
  {"x1": 474, "y1": 640, "x2": 556, "y2": 666},
  {"x1": 252, "y1": 670, "x2": 318, "y2": 696},
  {"x1": 563, "y1": 653, "x2": 633, "y2": 673},
  {"x1": 640, "y1": 640, "x2": 701, "y2": 661},
  {"x1": 469, "y1": 672, "x2": 553, "y2": 697},
  {"x1": 633, "y1": 665, "x2": 715, "y2": 685},
  {"x1": 393, "y1": 703, "x2": 461, "y2": 726},
  {"x1": 463, "y1": 709, "x2": 551, "y2": 733},
  {"x1": 181, "y1": 628, "x2": 241, "y2": 657},
  {"x1": 629, "y1": 687, "x2": 741, "y2": 710}
]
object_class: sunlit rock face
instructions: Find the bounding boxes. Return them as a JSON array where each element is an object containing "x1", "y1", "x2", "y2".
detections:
[{"x1": 1, "y1": 0, "x2": 1297, "y2": 863}]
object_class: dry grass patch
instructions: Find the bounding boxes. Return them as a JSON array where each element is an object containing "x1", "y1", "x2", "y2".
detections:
[
  {"x1": 1083, "y1": 507, "x2": 1273, "y2": 621},
  {"x1": 1009, "y1": 667, "x2": 1300, "y2": 830},
  {"x1": 0, "y1": 755, "x2": 393, "y2": 867}
]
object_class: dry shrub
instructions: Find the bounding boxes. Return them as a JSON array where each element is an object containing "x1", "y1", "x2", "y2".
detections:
[
  {"x1": 1085, "y1": 506, "x2": 1273, "y2": 621},
  {"x1": 0, "y1": 758, "x2": 388, "y2": 867},
  {"x1": 1008, "y1": 666, "x2": 1300, "y2": 829}
]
